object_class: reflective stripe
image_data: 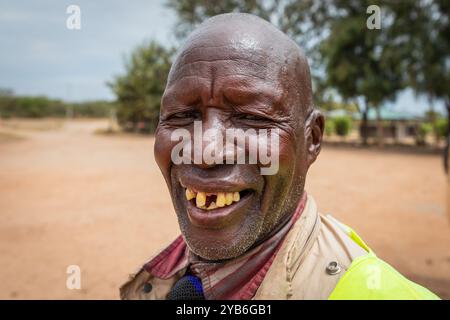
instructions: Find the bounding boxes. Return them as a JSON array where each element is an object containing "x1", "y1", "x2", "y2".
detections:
[{"x1": 326, "y1": 214, "x2": 371, "y2": 253}]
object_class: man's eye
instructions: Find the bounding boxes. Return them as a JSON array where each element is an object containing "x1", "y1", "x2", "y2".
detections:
[
  {"x1": 167, "y1": 111, "x2": 199, "y2": 121},
  {"x1": 237, "y1": 114, "x2": 270, "y2": 122}
]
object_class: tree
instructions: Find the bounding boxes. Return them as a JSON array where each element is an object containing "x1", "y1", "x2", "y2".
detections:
[
  {"x1": 388, "y1": 0, "x2": 449, "y2": 147},
  {"x1": 167, "y1": 0, "x2": 276, "y2": 40},
  {"x1": 0, "y1": 94, "x2": 114, "y2": 119},
  {"x1": 324, "y1": 118, "x2": 335, "y2": 137},
  {"x1": 436, "y1": 118, "x2": 448, "y2": 140},
  {"x1": 417, "y1": 122, "x2": 433, "y2": 146},
  {"x1": 0, "y1": 94, "x2": 66, "y2": 118},
  {"x1": 334, "y1": 116, "x2": 353, "y2": 139},
  {"x1": 108, "y1": 41, "x2": 173, "y2": 133},
  {"x1": 320, "y1": 1, "x2": 405, "y2": 146}
]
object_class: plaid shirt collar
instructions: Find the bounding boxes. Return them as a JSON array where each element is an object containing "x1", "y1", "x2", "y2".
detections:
[{"x1": 143, "y1": 192, "x2": 307, "y2": 300}]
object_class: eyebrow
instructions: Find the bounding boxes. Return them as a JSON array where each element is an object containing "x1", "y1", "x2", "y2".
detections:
[
  {"x1": 161, "y1": 79, "x2": 203, "y2": 108},
  {"x1": 221, "y1": 83, "x2": 282, "y2": 110},
  {"x1": 162, "y1": 74, "x2": 284, "y2": 116}
]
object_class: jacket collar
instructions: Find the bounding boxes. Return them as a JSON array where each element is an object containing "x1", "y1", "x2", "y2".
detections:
[{"x1": 253, "y1": 194, "x2": 321, "y2": 299}]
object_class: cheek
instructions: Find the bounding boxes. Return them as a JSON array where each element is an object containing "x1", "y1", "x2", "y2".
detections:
[
  {"x1": 265, "y1": 133, "x2": 306, "y2": 207},
  {"x1": 277, "y1": 133, "x2": 303, "y2": 173},
  {"x1": 259, "y1": 134, "x2": 301, "y2": 209},
  {"x1": 154, "y1": 128, "x2": 175, "y2": 179}
]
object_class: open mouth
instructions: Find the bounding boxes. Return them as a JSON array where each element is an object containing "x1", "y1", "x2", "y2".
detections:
[
  {"x1": 178, "y1": 176, "x2": 259, "y2": 229},
  {"x1": 185, "y1": 187, "x2": 252, "y2": 211}
]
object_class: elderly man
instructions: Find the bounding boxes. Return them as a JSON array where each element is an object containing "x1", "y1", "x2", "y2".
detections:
[{"x1": 121, "y1": 13, "x2": 438, "y2": 300}]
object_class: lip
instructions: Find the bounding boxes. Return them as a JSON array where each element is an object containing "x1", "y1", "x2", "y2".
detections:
[{"x1": 185, "y1": 189, "x2": 254, "y2": 229}]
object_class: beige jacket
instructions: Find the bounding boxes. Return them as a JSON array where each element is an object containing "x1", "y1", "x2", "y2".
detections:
[{"x1": 120, "y1": 194, "x2": 367, "y2": 299}]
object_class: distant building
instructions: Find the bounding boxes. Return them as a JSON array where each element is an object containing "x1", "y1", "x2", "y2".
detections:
[{"x1": 326, "y1": 107, "x2": 421, "y2": 141}]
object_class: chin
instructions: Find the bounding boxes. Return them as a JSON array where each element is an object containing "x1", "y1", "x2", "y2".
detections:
[
  {"x1": 180, "y1": 221, "x2": 263, "y2": 261},
  {"x1": 172, "y1": 188, "x2": 265, "y2": 261}
]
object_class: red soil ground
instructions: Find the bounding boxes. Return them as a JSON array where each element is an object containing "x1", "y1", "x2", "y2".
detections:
[{"x1": 0, "y1": 119, "x2": 449, "y2": 299}]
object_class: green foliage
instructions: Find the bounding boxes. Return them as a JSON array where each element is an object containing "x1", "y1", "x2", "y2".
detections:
[
  {"x1": 418, "y1": 122, "x2": 433, "y2": 138},
  {"x1": 324, "y1": 118, "x2": 335, "y2": 136},
  {"x1": 0, "y1": 95, "x2": 66, "y2": 118},
  {"x1": 333, "y1": 116, "x2": 352, "y2": 137},
  {"x1": 320, "y1": 100, "x2": 358, "y2": 112},
  {"x1": 435, "y1": 118, "x2": 448, "y2": 138},
  {"x1": 424, "y1": 110, "x2": 442, "y2": 123},
  {"x1": 416, "y1": 122, "x2": 433, "y2": 145},
  {"x1": 70, "y1": 101, "x2": 116, "y2": 118},
  {"x1": 108, "y1": 41, "x2": 173, "y2": 133},
  {"x1": 166, "y1": 0, "x2": 277, "y2": 40},
  {"x1": 0, "y1": 93, "x2": 115, "y2": 119},
  {"x1": 318, "y1": 1, "x2": 405, "y2": 146},
  {"x1": 389, "y1": 0, "x2": 449, "y2": 104}
]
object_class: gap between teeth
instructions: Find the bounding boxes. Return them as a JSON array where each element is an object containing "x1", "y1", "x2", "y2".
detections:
[{"x1": 185, "y1": 189, "x2": 241, "y2": 210}]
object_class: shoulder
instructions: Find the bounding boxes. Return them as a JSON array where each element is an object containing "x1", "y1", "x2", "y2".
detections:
[
  {"x1": 329, "y1": 253, "x2": 440, "y2": 300},
  {"x1": 257, "y1": 196, "x2": 369, "y2": 299},
  {"x1": 119, "y1": 236, "x2": 189, "y2": 300},
  {"x1": 324, "y1": 218, "x2": 440, "y2": 300},
  {"x1": 286, "y1": 212, "x2": 369, "y2": 299},
  {"x1": 288, "y1": 204, "x2": 439, "y2": 300}
]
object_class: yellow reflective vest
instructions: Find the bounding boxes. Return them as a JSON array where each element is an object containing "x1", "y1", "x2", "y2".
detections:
[{"x1": 328, "y1": 221, "x2": 440, "y2": 300}]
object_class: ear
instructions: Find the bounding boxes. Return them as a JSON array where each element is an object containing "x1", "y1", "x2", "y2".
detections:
[{"x1": 305, "y1": 109, "x2": 325, "y2": 167}]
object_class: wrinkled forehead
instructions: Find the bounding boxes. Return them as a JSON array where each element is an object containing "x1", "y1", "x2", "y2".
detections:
[
  {"x1": 167, "y1": 28, "x2": 289, "y2": 86},
  {"x1": 163, "y1": 21, "x2": 312, "y2": 120}
]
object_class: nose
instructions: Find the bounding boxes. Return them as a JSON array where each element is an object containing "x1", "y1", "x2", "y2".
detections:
[{"x1": 192, "y1": 108, "x2": 227, "y2": 169}]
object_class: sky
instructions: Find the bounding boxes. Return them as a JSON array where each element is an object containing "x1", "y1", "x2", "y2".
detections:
[{"x1": 0, "y1": 0, "x2": 445, "y2": 115}]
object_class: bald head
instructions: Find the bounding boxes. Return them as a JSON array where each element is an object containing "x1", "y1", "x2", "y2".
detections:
[{"x1": 168, "y1": 13, "x2": 313, "y2": 118}]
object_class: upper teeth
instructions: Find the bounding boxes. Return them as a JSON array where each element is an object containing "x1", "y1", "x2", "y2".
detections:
[{"x1": 185, "y1": 188, "x2": 241, "y2": 210}]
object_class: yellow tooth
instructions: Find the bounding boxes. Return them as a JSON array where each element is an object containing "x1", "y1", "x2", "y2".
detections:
[
  {"x1": 216, "y1": 192, "x2": 226, "y2": 207},
  {"x1": 225, "y1": 192, "x2": 233, "y2": 205},
  {"x1": 207, "y1": 202, "x2": 217, "y2": 210},
  {"x1": 196, "y1": 192, "x2": 206, "y2": 207},
  {"x1": 233, "y1": 191, "x2": 240, "y2": 202},
  {"x1": 185, "y1": 188, "x2": 195, "y2": 200}
]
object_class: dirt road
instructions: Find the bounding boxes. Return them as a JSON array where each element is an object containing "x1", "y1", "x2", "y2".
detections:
[{"x1": 0, "y1": 119, "x2": 449, "y2": 299}]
